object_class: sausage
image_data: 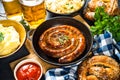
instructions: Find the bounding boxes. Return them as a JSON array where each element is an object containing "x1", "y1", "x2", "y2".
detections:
[
  {"x1": 58, "y1": 34, "x2": 86, "y2": 63},
  {"x1": 39, "y1": 25, "x2": 86, "y2": 63}
]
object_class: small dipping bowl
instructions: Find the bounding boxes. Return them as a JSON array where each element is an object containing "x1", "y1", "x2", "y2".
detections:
[{"x1": 14, "y1": 59, "x2": 43, "y2": 80}]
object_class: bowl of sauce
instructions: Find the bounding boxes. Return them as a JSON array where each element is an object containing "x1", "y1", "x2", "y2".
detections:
[{"x1": 14, "y1": 59, "x2": 43, "y2": 80}]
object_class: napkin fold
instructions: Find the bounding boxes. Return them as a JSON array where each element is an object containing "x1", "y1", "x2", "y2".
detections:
[
  {"x1": 93, "y1": 31, "x2": 120, "y2": 63},
  {"x1": 45, "y1": 31, "x2": 120, "y2": 80},
  {"x1": 45, "y1": 65, "x2": 78, "y2": 80}
]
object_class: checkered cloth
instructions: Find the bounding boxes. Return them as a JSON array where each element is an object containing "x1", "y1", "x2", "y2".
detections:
[
  {"x1": 93, "y1": 31, "x2": 120, "y2": 62},
  {"x1": 45, "y1": 31, "x2": 120, "y2": 80}
]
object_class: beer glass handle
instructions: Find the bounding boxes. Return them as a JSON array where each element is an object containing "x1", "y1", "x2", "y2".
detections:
[
  {"x1": 0, "y1": 13, "x2": 7, "y2": 19},
  {"x1": 0, "y1": 1, "x2": 8, "y2": 20},
  {"x1": 27, "y1": 29, "x2": 35, "y2": 41}
]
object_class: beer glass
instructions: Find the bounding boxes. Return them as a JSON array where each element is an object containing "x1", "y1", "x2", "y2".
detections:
[
  {"x1": 2, "y1": 0, "x2": 22, "y2": 21},
  {"x1": 19, "y1": 0, "x2": 46, "y2": 29}
]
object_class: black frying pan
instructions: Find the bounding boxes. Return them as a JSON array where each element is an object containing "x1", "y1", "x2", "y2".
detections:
[{"x1": 32, "y1": 17, "x2": 93, "y2": 66}]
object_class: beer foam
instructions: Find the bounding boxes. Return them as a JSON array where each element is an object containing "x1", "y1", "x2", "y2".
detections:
[
  {"x1": 20, "y1": 0, "x2": 43, "y2": 6},
  {"x1": 2, "y1": 0, "x2": 14, "y2": 2},
  {"x1": 46, "y1": 0, "x2": 56, "y2": 2}
]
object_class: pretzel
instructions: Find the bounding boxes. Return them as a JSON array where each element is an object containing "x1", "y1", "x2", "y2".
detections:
[{"x1": 78, "y1": 55, "x2": 120, "y2": 80}]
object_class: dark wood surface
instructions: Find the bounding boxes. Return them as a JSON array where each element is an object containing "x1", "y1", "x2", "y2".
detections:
[
  {"x1": 0, "y1": 0, "x2": 91, "y2": 80},
  {"x1": 0, "y1": 45, "x2": 29, "y2": 80}
]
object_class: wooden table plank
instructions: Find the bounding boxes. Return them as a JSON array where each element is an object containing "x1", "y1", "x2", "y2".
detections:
[{"x1": 10, "y1": 39, "x2": 58, "y2": 74}]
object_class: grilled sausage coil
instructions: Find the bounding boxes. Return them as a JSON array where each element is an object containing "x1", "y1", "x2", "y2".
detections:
[
  {"x1": 78, "y1": 55, "x2": 120, "y2": 80},
  {"x1": 39, "y1": 25, "x2": 86, "y2": 63}
]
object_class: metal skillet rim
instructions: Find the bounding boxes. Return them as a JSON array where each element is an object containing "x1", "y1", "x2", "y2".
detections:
[{"x1": 32, "y1": 16, "x2": 93, "y2": 66}]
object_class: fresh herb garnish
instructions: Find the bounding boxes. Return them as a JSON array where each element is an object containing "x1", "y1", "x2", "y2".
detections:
[
  {"x1": 90, "y1": 7, "x2": 120, "y2": 42},
  {"x1": 71, "y1": 6, "x2": 74, "y2": 9},
  {"x1": 66, "y1": 3, "x2": 74, "y2": 9},
  {"x1": 58, "y1": 35, "x2": 69, "y2": 44},
  {"x1": 0, "y1": 32, "x2": 4, "y2": 42},
  {"x1": 20, "y1": 19, "x2": 30, "y2": 31}
]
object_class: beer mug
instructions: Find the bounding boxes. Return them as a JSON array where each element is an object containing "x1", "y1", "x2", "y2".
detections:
[
  {"x1": 19, "y1": 0, "x2": 46, "y2": 29},
  {"x1": 2, "y1": 0, "x2": 22, "y2": 21}
]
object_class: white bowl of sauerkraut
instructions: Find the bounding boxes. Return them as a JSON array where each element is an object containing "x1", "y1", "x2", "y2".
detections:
[
  {"x1": 0, "y1": 20, "x2": 26, "y2": 58},
  {"x1": 45, "y1": 0, "x2": 85, "y2": 14}
]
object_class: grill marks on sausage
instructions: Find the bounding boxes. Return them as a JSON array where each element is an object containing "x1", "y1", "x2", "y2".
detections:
[{"x1": 39, "y1": 25, "x2": 86, "y2": 63}]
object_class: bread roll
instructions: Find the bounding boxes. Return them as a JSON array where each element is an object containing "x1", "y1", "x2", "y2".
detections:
[
  {"x1": 84, "y1": 0, "x2": 120, "y2": 21},
  {"x1": 78, "y1": 55, "x2": 120, "y2": 80}
]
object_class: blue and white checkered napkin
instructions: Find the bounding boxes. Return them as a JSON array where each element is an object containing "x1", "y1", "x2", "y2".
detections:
[
  {"x1": 93, "y1": 31, "x2": 120, "y2": 62},
  {"x1": 45, "y1": 31, "x2": 120, "y2": 80}
]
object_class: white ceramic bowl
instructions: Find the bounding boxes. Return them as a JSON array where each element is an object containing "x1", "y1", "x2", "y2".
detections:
[{"x1": 14, "y1": 59, "x2": 43, "y2": 80}]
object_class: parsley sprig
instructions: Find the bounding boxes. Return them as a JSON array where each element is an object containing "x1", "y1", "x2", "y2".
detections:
[
  {"x1": 20, "y1": 19, "x2": 30, "y2": 31},
  {"x1": 0, "y1": 32, "x2": 4, "y2": 42},
  {"x1": 58, "y1": 35, "x2": 69, "y2": 45},
  {"x1": 90, "y1": 7, "x2": 120, "y2": 42}
]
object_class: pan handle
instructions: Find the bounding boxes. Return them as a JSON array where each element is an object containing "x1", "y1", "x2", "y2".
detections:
[{"x1": 27, "y1": 29, "x2": 35, "y2": 41}]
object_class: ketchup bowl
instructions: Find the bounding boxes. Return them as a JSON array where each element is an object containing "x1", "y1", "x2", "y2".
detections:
[{"x1": 14, "y1": 59, "x2": 43, "y2": 80}]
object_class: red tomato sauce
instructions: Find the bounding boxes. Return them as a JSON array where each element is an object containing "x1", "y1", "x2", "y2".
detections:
[{"x1": 16, "y1": 62, "x2": 41, "y2": 80}]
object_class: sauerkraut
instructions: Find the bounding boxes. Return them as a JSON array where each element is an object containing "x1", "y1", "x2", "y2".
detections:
[
  {"x1": 45, "y1": 0, "x2": 85, "y2": 14},
  {"x1": 0, "y1": 24, "x2": 20, "y2": 56}
]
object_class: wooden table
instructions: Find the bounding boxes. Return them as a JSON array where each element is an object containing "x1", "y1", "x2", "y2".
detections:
[
  {"x1": 0, "y1": 1, "x2": 90, "y2": 80},
  {"x1": 10, "y1": 39, "x2": 58, "y2": 74},
  {"x1": 9, "y1": 16, "x2": 90, "y2": 80}
]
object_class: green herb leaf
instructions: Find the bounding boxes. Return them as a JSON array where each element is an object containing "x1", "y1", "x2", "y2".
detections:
[
  {"x1": 58, "y1": 35, "x2": 69, "y2": 44},
  {"x1": 0, "y1": 32, "x2": 4, "y2": 42},
  {"x1": 90, "y1": 7, "x2": 120, "y2": 42},
  {"x1": 20, "y1": 19, "x2": 30, "y2": 31},
  {"x1": 71, "y1": 6, "x2": 73, "y2": 9}
]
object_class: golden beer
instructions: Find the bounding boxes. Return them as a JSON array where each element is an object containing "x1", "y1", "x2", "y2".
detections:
[
  {"x1": 19, "y1": 0, "x2": 46, "y2": 29},
  {"x1": 2, "y1": 0, "x2": 22, "y2": 21}
]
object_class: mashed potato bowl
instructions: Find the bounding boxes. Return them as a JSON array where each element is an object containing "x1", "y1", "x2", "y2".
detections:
[{"x1": 0, "y1": 20, "x2": 26, "y2": 58}]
